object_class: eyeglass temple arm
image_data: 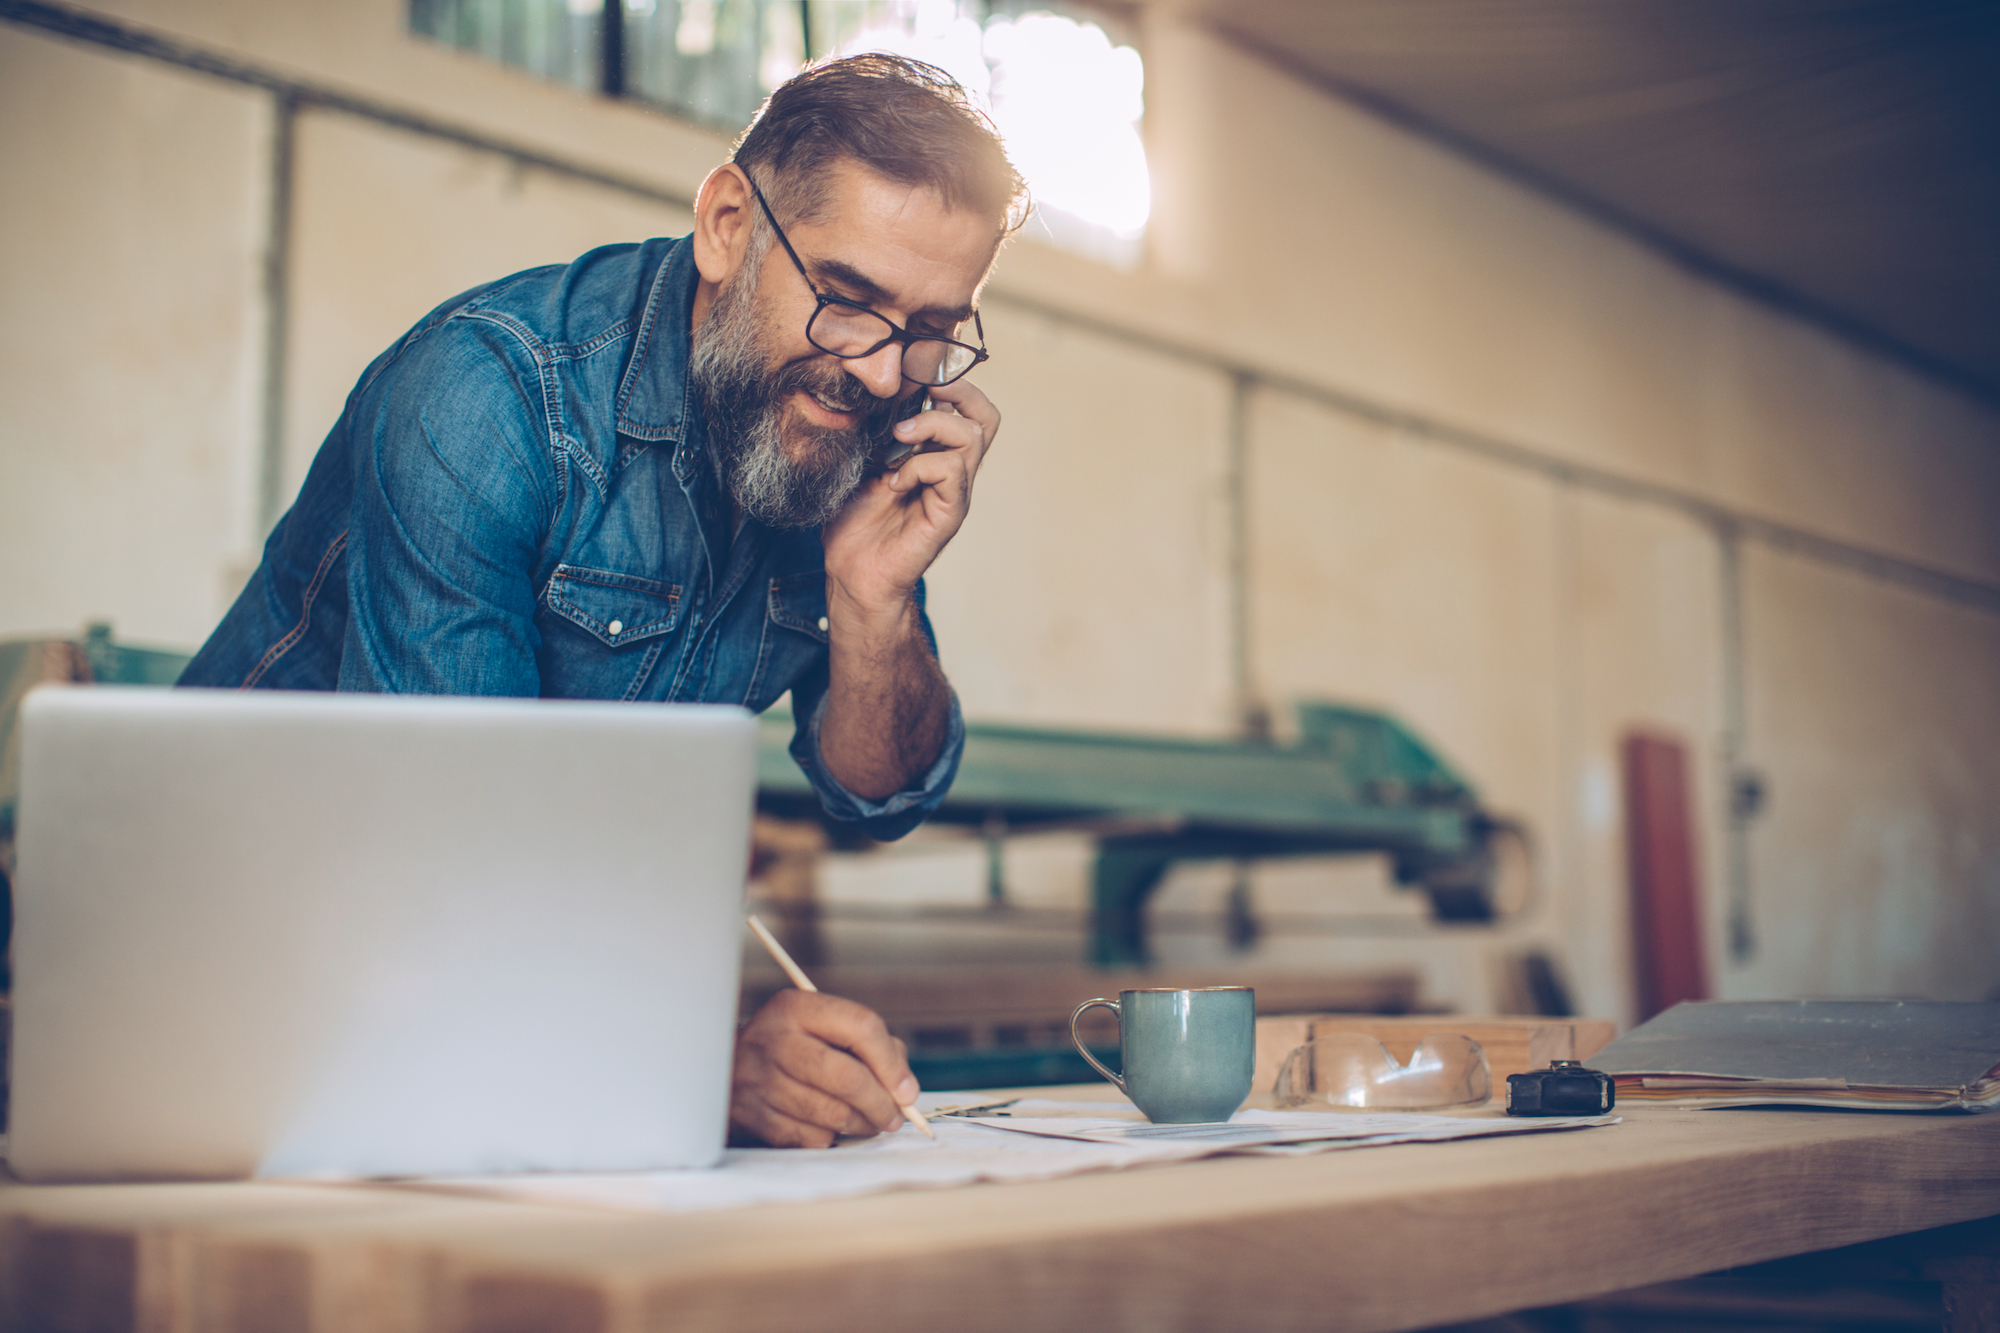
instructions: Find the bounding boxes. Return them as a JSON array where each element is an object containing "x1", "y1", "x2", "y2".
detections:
[{"x1": 743, "y1": 172, "x2": 819, "y2": 293}]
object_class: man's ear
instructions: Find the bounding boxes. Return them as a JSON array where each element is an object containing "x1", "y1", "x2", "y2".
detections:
[{"x1": 693, "y1": 163, "x2": 755, "y2": 287}]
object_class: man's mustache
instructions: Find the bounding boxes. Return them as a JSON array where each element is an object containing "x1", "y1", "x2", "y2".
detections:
[{"x1": 778, "y1": 361, "x2": 902, "y2": 426}]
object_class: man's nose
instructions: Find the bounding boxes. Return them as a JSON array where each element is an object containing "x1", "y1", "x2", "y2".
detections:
[{"x1": 846, "y1": 342, "x2": 904, "y2": 399}]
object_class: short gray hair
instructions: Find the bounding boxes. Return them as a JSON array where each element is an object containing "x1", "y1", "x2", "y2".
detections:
[{"x1": 732, "y1": 53, "x2": 1028, "y2": 237}]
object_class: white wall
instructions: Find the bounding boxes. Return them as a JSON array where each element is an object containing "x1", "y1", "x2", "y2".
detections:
[
  {"x1": 1, "y1": 26, "x2": 267, "y2": 644},
  {"x1": 1740, "y1": 545, "x2": 2000, "y2": 1003},
  {"x1": 4, "y1": 1, "x2": 1996, "y2": 1021},
  {"x1": 926, "y1": 308, "x2": 1237, "y2": 735}
]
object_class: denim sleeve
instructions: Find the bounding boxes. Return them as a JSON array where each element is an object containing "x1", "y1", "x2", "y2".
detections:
[
  {"x1": 784, "y1": 587, "x2": 965, "y2": 841},
  {"x1": 336, "y1": 321, "x2": 555, "y2": 695}
]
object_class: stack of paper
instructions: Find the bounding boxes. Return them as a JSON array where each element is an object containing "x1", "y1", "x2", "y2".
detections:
[
  {"x1": 1590, "y1": 1001, "x2": 2000, "y2": 1112},
  {"x1": 387, "y1": 1097, "x2": 1616, "y2": 1215}
]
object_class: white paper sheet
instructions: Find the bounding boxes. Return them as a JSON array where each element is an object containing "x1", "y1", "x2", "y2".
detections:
[
  {"x1": 388, "y1": 1104, "x2": 1214, "y2": 1214},
  {"x1": 968, "y1": 1106, "x2": 1621, "y2": 1153},
  {"x1": 374, "y1": 1096, "x2": 1619, "y2": 1215}
]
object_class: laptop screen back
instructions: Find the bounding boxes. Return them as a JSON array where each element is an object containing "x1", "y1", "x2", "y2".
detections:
[{"x1": 10, "y1": 687, "x2": 755, "y2": 1181}]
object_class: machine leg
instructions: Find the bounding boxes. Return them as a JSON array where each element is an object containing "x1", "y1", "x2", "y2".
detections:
[{"x1": 1091, "y1": 847, "x2": 1172, "y2": 967}]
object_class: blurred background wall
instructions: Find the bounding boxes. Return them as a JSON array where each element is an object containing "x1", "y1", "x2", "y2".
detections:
[{"x1": 3, "y1": 0, "x2": 1996, "y2": 1026}]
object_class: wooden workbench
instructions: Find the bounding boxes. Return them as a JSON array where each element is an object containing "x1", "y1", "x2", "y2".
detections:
[{"x1": 4, "y1": 1093, "x2": 1997, "y2": 1332}]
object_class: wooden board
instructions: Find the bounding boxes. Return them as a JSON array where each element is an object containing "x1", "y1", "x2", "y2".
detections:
[
  {"x1": 3, "y1": 1095, "x2": 1997, "y2": 1332},
  {"x1": 1250, "y1": 1013, "x2": 1618, "y2": 1092},
  {"x1": 1623, "y1": 733, "x2": 1710, "y2": 1019}
]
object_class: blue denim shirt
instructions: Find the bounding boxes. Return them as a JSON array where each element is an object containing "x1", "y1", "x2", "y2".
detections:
[{"x1": 180, "y1": 235, "x2": 963, "y2": 840}]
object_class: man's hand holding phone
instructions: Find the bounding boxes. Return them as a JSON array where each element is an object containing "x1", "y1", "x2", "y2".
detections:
[
  {"x1": 815, "y1": 376, "x2": 996, "y2": 800},
  {"x1": 825, "y1": 378, "x2": 997, "y2": 613}
]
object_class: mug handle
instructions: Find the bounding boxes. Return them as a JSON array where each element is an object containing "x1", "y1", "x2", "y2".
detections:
[{"x1": 1070, "y1": 997, "x2": 1125, "y2": 1091}]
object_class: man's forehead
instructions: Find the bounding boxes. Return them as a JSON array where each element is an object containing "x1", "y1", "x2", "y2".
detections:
[{"x1": 783, "y1": 161, "x2": 998, "y2": 317}]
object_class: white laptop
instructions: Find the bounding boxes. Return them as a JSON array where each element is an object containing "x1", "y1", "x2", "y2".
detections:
[{"x1": 9, "y1": 687, "x2": 757, "y2": 1182}]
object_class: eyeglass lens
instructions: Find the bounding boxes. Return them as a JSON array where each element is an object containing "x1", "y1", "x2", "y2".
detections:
[{"x1": 807, "y1": 304, "x2": 981, "y2": 387}]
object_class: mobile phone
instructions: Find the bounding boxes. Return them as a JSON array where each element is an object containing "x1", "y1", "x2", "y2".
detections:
[{"x1": 869, "y1": 392, "x2": 930, "y2": 474}]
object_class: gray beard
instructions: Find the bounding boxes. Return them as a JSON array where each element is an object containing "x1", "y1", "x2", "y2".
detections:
[{"x1": 690, "y1": 259, "x2": 902, "y2": 530}]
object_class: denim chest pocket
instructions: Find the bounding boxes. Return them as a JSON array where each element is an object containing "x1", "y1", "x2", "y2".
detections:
[
  {"x1": 767, "y1": 571, "x2": 829, "y2": 644},
  {"x1": 542, "y1": 564, "x2": 682, "y2": 647},
  {"x1": 742, "y1": 571, "x2": 828, "y2": 710}
]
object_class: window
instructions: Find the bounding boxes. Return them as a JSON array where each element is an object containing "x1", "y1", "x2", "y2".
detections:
[
  {"x1": 410, "y1": 0, "x2": 603, "y2": 94},
  {"x1": 825, "y1": 4, "x2": 1149, "y2": 267},
  {"x1": 625, "y1": 0, "x2": 807, "y2": 129},
  {"x1": 410, "y1": 0, "x2": 1149, "y2": 265}
]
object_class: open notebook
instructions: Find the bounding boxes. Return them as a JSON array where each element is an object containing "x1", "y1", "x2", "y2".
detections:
[{"x1": 1591, "y1": 1000, "x2": 2000, "y2": 1111}]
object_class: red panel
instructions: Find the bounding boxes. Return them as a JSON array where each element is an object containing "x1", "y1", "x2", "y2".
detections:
[{"x1": 1622, "y1": 732, "x2": 1710, "y2": 1021}]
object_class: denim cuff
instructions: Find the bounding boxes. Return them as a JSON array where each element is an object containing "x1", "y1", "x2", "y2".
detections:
[{"x1": 791, "y1": 687, "x2": 965, "y2": 841}]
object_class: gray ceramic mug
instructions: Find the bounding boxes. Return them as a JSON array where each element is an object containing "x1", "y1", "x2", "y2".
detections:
[{"x1": 1069, "y1": 987, "x2": 1256, "y2": 1123}]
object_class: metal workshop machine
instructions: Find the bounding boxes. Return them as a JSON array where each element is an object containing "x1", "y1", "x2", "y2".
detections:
[{"x1": 757, "y1": 701, "x2": 1519, "y2": 967}]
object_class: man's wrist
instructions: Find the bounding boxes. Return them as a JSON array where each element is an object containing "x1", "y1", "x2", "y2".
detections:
[{"x1": 823, "y1": 577, "x2": 921, "y2": 655}]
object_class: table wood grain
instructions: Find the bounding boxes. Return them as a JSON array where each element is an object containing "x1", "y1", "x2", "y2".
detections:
[{"x1": 4, "y1": 1093, "x2": 1997, "y2": 1333}]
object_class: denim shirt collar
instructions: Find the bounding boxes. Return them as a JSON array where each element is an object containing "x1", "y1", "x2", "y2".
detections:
[
  {"x1": 614, "y1": 237, "x2": 702, "y2": 476},
  {"x1": 611, "y1": 235, "x2": 745, "y2": 583}
]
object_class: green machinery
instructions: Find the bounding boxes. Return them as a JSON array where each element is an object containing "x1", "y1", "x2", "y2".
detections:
[
  {"x1": 72, "y1": 622, "x2": 193, "y2": 687},
  {"x1": 757, "y1": 701, "x2": 1510, "y2": 966},
  {"x1": 0, "y1": 623, "x2": 188, "y2": 689},
  {"x1": 3, "y1": 628, "x2": 1510, "y2": 967}
]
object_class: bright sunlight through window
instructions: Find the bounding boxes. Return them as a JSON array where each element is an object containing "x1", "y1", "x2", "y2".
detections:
[{"x1": 830, "y1": 2, "x2": 1151, "y2": 268}]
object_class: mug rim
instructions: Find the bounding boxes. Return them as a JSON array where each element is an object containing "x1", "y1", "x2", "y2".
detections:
[{"x1": 1118, "y1": 986, "x2": 1253, "y2": 994}]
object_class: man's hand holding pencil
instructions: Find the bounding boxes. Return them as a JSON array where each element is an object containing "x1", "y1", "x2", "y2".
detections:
[{"x1": 730, "y1": 917, "x2": 933, "y2": 1148}]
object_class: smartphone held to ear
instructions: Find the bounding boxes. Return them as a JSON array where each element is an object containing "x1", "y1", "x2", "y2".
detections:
[{"x1": 869, "y1": 393, "x2": 931, "y2": 475}]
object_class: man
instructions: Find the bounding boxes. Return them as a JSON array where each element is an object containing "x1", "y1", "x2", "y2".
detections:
[{"x1": 179, "y1": 55, "x2": 1026, "y2": 1149}]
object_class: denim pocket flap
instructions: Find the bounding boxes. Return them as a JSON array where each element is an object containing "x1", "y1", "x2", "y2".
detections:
[
  {"x1": 767, "y1": 572, "x2": 828, "y2": 643},
  {"x1": 545, "y1": 565, "x2": 682, "y2": 647}
]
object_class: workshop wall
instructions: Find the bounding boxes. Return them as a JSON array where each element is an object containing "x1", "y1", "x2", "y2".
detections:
[
  {"x1": 1741, "y1": 546, "x2": 2000, "y2": 1003},
  {"x1": 4, "y1": 0, "x2": 1996, "y2": 1023},
  {"x1": 1129, "y1": 21, "x2": 2000, "y2": 589},
  {"x1": 924, "y1": 307, "x2": 1238, "y2": 735},
  {"x1": 1557, "y1": 493, "x2": 1728, "y2": 1027},
  {"x1": 282, "y1": 113, "x2": 695, "y2": 505},
  {"x1": 0, "y1": 26, "x2": 267, "y2": 645}
]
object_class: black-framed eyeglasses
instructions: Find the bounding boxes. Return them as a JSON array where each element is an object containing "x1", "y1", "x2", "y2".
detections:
[{"x1": 746, "y1": 175, "x2": 990, "y2": 388}]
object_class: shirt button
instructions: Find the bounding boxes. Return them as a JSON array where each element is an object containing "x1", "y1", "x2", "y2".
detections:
[
  {"x1": 817, "y1": 616, "x2": 829, "y2": 632},
  {"x1": 607, "y1": 619, "x2": 624, "y2": 636}
]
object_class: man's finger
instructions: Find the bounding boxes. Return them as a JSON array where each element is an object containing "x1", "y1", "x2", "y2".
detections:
[
  {"x1": 757, "y1": 1060, "x2": 887, "y2": 1137},
  {"x1": 769, "y1": 991, "x2": 920, "y2": 1124},
  {"x1": 889, "y1": 408, "x2": 983, "y2": 467},
  {"x1": 730, "y1": 1100, "x2": 837, "y2": 1149},
  {"x1": 886, "y1": 448, "x2": 973, "y2": 507},
  {"x1": 896, "y1": 383, "x2": 995, "y2": 465},
  {"x1": 731, "y1": 1025, "x2": 891, "y2": 1141},
  {"x1": 796, "y1": 992, "x2": 922, "y2": 1110},
  {"x1": 926, "y1": 376, "x2": 999, "y2": 449},
  {"x1": 765, "y1": 1031, "x2": 903, "y2": 1133}
]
